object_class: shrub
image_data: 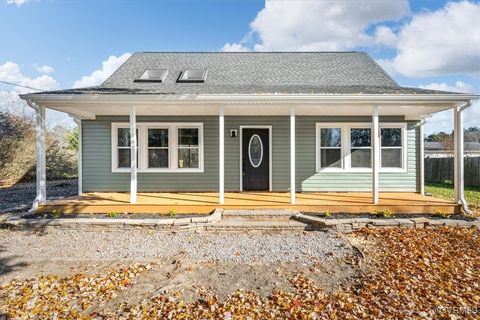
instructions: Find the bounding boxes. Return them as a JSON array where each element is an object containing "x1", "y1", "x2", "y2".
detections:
[
  {"x1": 374, "y1": 209, "x2": 393, "y2": 218},
  {"x1": 51, "y1": 209, "x2": 62, "y2": 218},
  {"x1": 434, "y1": 210, "x2": 451, "y2": 219},
  {"x1": 0, "y1": 111, "x2": 77, "y2": 184},
  {"x1": 167, "y1": 209, "x2": 176, "y2": 217}
]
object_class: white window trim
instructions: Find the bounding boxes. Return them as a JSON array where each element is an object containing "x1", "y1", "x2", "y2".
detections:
[
  {"x1": 111, "y1": 122, "x2": 204, "y2": 173},
  {"x1": 315, "y1": 122, "x2": 407, "y2": 173}
]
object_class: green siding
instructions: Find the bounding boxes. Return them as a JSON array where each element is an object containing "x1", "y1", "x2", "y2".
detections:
[
  {"x1": 296, "y1": 116, "x2": 419, "y2": 192},
  {"x1": 82, "y1": 116, "x2": 219, "y2": 192},
  {"x1": 82, "y1": 115, "x2": 419, "y2": 193}
]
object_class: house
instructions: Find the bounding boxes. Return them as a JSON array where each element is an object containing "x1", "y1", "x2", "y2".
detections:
[
  {"x1": 20, "y1": 52, "x2": 479, "y2": 214},
  {"x1": 425, "y1": 141, "x2": 480, "y2": 157}
]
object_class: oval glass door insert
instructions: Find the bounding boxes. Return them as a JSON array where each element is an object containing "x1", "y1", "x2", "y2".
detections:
[{"x1": 248, "y1": 134, "x2": 263, "y2": 168}]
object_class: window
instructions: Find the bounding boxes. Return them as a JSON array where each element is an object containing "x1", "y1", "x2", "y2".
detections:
[
  {"x1": 115, "y1": 127, "x2": 138, "y2": 169},
  {"x1": 381, "y1": 128, "x2": 402, "y2": 168},
  {"x1": 318, "y1": 127, "x2": 342, "y2": 169},
  {"x1": 147, "y1": 128, "x2": 169, "y2": 168},
  {"x1": 350, "y1": 128, "x2": 371, "y2": 168},
  {"x1": 177, "y1": 128, "x2": 199, "y2": 169},
  {"x1": 248, "y1": 134, "x2": 264, "y2": 168},
  {"x1": 177, "y1": 69, "x2": 207, "y2": 83},
  {"x1": 135, "y1": 69, "x2": 168, "y2": 82},
  {"x1": 111, "y1": 123, "x2": 203, "y2": 173},
  {"x1": 316, "y1": 123, "x2": 407, "y2": 172}
]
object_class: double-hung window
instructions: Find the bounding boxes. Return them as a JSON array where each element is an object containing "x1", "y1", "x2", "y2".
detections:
[
  {"x1": 350, "y1": 128, "x2": 372, "y2": 169},
  {"x1": 317, "y1": 127, "x2": 342, "y2": 170},
  {"x1": 316, "y1": 123, "x2": 407, "y2": 172},
  {"x1": 177, "y1": 128, "x2": 200, "y2": 169},
  {"x1": 112, "y1": 123, "x2": 203, "y2": 173},
  {"x1": 380, "y1": 127, "x2": 403, "y2": 169},
  {"x1": 147, "y1": 128, "x2": 169, "y2": 169},
  {"x1": 114, "y1": 126, "x2": 138, "y2": 170}
]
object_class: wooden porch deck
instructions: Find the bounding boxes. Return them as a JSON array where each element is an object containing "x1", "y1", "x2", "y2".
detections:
[{"x1": 38, "y1": 192, "x2": 460, "y2": 214}]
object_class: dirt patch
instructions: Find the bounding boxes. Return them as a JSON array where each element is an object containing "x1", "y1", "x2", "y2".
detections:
[
  {"x1": 147, "y1": 257, "x2": 360, "y2": 302},
  {"x1": 0, "y1": 255, "x2": 362, "y2": 308},
  {"x1": 303, "y1": 211, "x2": 475, "y2": 221},
  {"x1": 22, "y1": 212, "x2": 205, "y2": 219}
]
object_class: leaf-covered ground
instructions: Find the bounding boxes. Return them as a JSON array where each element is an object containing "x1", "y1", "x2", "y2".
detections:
[{"x1": 1, "y1": 227, "x2": 479, "y2": 319}]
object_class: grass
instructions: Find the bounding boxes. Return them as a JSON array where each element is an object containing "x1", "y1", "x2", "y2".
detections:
[{"x1": 425, "y1": 181, "x2": 480, "y2": 213}]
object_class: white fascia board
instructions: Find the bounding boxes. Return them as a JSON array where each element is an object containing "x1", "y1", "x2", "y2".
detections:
[{"x1": 20, "y1": 93, "x2": 479, "y2": 106}]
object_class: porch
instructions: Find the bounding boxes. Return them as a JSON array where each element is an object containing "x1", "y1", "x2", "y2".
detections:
[{"x1": 38, "y1": 191, "x2": 459, "y2": 214}]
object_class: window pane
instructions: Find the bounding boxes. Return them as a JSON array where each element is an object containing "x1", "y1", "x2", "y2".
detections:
[
  {"x1": 381, "y1": 128, "x2": 402, "y2": 147},
  {"x1": 320, "y1": 149, "x2": 341, "y2": 168},
  {"x1": 320, "y1": 128, "x2": 341, "y2": 147},
  {"x1": 178, "y1": 128, "x2": 199, "y2": 146},
  {"x1": 118, "y1": 149, "x2": 131, "y2": 167},
  {"x1": 382, "y1": 148, "x2": 402, "y2": 168},
  {"x1": 351, "y1": 128, "x2": 371, "y2": 147},
  {"x1": 351, "y1": 149, "x2": 371, "y2": 168},
  {"x1": 148, "y1": 128, "x2": 168, "y2": 148},
  {"x1": 148, "y1": 149, "x2": 168, "y2": 168},
  {"x1": 118, "y1": 128, "x2": 130, "y2": 147},
  {"x1": 178, "y1": 148, "x2": 199, "y2": 168},
  {"x1": 248, "y1": 134, "x2": 263, "y2": 167}
]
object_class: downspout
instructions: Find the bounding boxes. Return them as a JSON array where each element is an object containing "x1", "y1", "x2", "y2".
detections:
[
  {"x1": 72, "y1": 116, "x2": 83, "y2": 195},
  {"x1": 456, "y1": 102, "x2": 472, "y2": 214},
  {"x1": 414, "y1": 118, "x2": 428, "y2": 195}
]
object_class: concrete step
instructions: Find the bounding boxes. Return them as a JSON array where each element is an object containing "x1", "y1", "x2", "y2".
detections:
[
  {"x1": 222, "y1": 209, "x2": 296, "y2": 217},
  {"x1": 207, "y1": 216, "x2": 317, "y2": 232}
]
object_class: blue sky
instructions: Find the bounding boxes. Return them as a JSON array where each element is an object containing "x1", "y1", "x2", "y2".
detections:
[{"x1": 0, "y1": 0, "x2": 479, "y2": 134}]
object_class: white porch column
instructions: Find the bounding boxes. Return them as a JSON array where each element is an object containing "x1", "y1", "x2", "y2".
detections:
[
  {"x1": 33, "y1": 104, "x2": 47, "y2": 209},
  {"x1": 74, "y1": 118, "x2": 83, "y2": 195},
  {"x1": 372, "y1": 106, "x2": 380, "y2": 205},
  {"x1": 219, "y1": 107, "x2": 225, "y2": 204},
  {"x1": 290, "y1": 108, "x2": 296, "y2": 204},
  {"x1": 454, "y1": 107, "x2": 464, "y2": 204},
  {"x1": 419, "y1": 120, "x2": 425, "y2": 195},
  {"x1": 129, "y1": 106, "x2": 137, "y2": 204}
]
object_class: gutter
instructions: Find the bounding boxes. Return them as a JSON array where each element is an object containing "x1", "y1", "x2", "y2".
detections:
[{"x1": 19, "y1": 93, "x2": 480, "y2": 105}]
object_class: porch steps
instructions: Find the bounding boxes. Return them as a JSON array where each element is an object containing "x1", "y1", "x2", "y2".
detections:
[
  {"x1": 207, "y1": 214, "x2": 318, "y2": 232},
  {"x1": 222, "y1": 209, "x2": 296, "y2": 217}
]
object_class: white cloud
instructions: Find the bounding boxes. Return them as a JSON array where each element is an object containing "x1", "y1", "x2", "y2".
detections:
[
  {"x1": 421, "y1": 81, "x2": 479, "y2": 134},
  {"x1": 73, "y1": 53, "x2": 131, "y2": 88},
  {"x1": 33, "y1": 64, "x2": 54, "y2": 74},
  {"x1": 0, "y1": 61, "x2": 59, "y2": 93},
  {"x1": 6, "y1": 0, "x2": 30, "y2": 5},
  {"x1": 420, "y1": 81, "x2": 474, "y2": 93},
  {"x1": 425, "y1": 104, "x2": 480, "y2": 135},
  {"x1": 388, "y1": 1, "x2": 480, "y2": 77},
  {"x1": 0, "y1": 61, "x2": 69, "y2": 127},
  {"x1": 228, "y1": 0, "x2": 409, "y2": 51},
  {"x1": 222, "y1": 43, "x2": 251, "y2": 52},
  {"x1": 374, "y1": 26, "x2": 398, "y2": 47}
]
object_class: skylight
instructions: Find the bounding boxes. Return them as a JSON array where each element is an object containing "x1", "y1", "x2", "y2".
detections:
[
  {"x1": 135, "y1": 69, "x2": 168, "y2": 82},
  {"x1": 177, "y1": 69, "x2": 207, "y2": 83}
]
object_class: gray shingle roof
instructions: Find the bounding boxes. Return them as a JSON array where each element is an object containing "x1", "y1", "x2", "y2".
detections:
[{"x1": 31, "y1": 52, "x2": 465, "y2": 95}]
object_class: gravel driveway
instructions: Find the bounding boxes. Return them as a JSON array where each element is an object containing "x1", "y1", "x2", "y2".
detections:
[
  {"x1": 0, "y1": 229, "x2": 350, "y2": 263},
  {"x1": 0, "y1": 179, "x2": 77, "y2": 211},
  {"x1": 0, "y1": 229, "x2": 359, "y2": 299}
]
